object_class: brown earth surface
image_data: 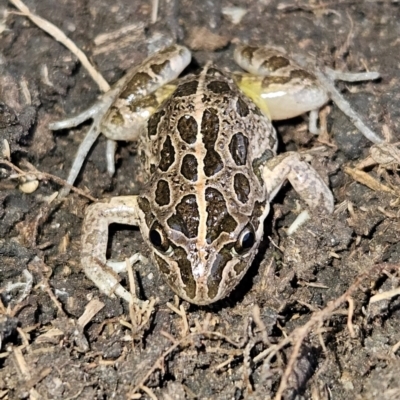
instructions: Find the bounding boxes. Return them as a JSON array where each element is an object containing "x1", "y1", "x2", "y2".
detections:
[{"x1": 1, "y1": 0, "x2": 400, "y2": 399}]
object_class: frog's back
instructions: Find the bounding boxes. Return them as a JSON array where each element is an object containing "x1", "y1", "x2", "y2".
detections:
[
  {"x1": 143, "y1": 65, "x2": 276, "y2": 203},
  {"x1": 138, "y1": 66, "x2": 277, "y2": 303}
]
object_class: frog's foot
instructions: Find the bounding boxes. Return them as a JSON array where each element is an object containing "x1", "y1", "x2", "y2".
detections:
[
  {"x1": 93, "y1": 254, "x2": 149, "y2": 306},
  {"x1": 84, "y1": 259, "x2": 134, "y2": 304},
  {"x1": 325, "y1": 68, "x2": 380, "y2": 84},
  {"x1": 49, "y1": 88, "x2": 120, "y2": 198},
  {"x1": 106, "y1": 254, "x2": 149, "y2": 274},
  {"x1": 263, "y1": 152, "x2": 334, "y2": 213},
  {"x1": 81, "y1": 196, "x2": 144, "y2": 304},
  {"x1": 311, "y1": 66, "x2": 383, "y2": 144}
]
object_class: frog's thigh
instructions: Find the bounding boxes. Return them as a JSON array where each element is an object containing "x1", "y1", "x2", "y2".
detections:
[
  {"x1": 234, "y1": 46, "x2": 329, "y2": 129},
  {"x1": 262, "y1": 152, "x2": 334, "y2": 213},
  {"x1": 81, "y1": 196, "x2": 140, "y2": 303},
  {"x1": 236, "y1": 73, "x2": 328, "y2": 125}
]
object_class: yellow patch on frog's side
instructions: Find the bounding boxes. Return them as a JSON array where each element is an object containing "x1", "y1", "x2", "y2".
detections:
[{"x1": 234, "y1": 75, "x2": 272, "y2": 119}]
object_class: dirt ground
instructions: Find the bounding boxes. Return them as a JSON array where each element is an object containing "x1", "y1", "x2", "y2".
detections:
[{"x1": 1, "y1": 0, "x2": 400, "y2": 399}]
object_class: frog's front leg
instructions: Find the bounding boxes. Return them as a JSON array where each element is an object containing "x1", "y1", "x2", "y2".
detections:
[
  {"x1": 263, "y1": 152, "x2": 334, "y2": 213},
  {"x1": 81, "y1": 196, "x2": 143, "y2": 303}
]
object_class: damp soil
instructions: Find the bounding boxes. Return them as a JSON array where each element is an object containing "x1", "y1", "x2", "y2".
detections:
[{"x1": 1, "y1": 1, "x2": 400, "y2": 399}]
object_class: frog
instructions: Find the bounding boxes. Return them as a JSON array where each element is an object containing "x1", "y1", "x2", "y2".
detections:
[{"x1": 50, "y1": 44, "x2": 335, "y2": 305}]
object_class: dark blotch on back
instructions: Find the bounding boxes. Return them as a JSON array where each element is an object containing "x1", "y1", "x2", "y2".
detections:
[
  {"x1": 229, "y1": 133, "x2": 249, "y2": 166},
  {"x1": 180, "y1": 154, "x2": 198, "y2": 182},
  {"x1": 173, "y1": 80, "x2": 199, "y2": 98},
  {"x1": 205, "y1": 188, "x2": 237, "y2": 243},
  {"x1": 261, "y1": 55, "x2": 290, "y2": 71},
  {"x1": 201, "y1": 108, "x2": 220, "y2": 149},
  {"x1": 236, "y1": 97, "x2": 249, "y2": 117},
  {"x1": 155, "y1": 179, "x2": 170, "y2": 206},
  {"x1": 148, "y1": 110, "x2": 165, "y2": 138},
  {"x1": 174, "y1": 247, "x2": 196, "y2": 299},
  {"x1": 167, "y1": 195, "x2": 199, "y2": 239},
  {"x1": 207, "y1": 80, "x2": 231, "y2": 95},
  {"x1": 207, "y1": 244, "x2": 233, "y2": 299},
  {"x1": 204, "y1": 150, "x2": 223, "y2": 177},
  {"x1": 137, "y1": 196, "x2": 154, "y2": 228},
  {"x1": 234, "y1": 173, "x2": 250, "y2": 204},
  {"x1": 177, "y1": 115, "x2": 197, "y2": 144},
  {"x1": 159, "y1": 136, "x2": 175, "y2": 171},
  {"x1": 252, "y1": 148, "x2": 274, "y2": 183},
  {"x1": 201, "y1": 108, "x2": 223, "y2": 177},
  {"x1": 155, "y1": 254, "x2": 170, "y2": 275},
  {"x1": 251, "y1": 201, "x2": 266, "y2": 231}
]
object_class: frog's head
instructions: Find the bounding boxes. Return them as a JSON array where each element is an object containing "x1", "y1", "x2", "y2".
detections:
[{"x1": 137, "y1": 187, "x2": 270, "y2": 305}]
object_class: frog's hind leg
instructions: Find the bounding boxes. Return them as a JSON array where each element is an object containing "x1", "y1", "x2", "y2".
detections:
[
  {"x1": 234, "y1": 45, "x2": 382, "y2": 139},
  {"x1": 263, "y1": 152, "x2": 334, "y2": 213},
  {"x1": 49, "y1": 44, "x2": 191, "y2": 197},
  {"x1": 234, "y1": 45, "x2": 329, "y2": 134},
  {"x1": 49, "y1": 83, "x2": 176, "y2": 198}
]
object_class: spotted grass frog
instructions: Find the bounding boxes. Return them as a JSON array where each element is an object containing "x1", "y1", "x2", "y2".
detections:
[{"x1": 51, "y1": 44, "x2": 334, "y2": 305}]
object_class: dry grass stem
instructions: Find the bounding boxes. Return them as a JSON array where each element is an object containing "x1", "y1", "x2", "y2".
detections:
[
  {"x1": 369, "y1": 287, "x2": 400, "y2": 303},
  {"x1": 8, "y1": 0, "x2": 110, "y2": 92},
  {"x1": 213, "y1": 355, "x2": 235, "y2": 372},
  {"x1": 77, "y1": 299, "x2": 105, "y2": 329},
  {"x1": 344, "y1": 166, "x2": 400, "y2": 197},
  {"x1": 166, "y1": 302, "x2": 189, "y2": 336},
  {"x1": 139, "y1": 385, "x2": 158, "y2": 400},
  {"x1": 151, "y1": 0, "x2": 159, "y2": 24},
  {"x1": 346, "y1": 296, "x2": 356, "y2": 338}
]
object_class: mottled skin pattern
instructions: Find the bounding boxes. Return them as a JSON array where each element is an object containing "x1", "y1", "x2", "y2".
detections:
[
  {"x1": 136, "y1": 66, "x2": 275, "y2": 303},
  {"x1": 100, "y1": 45, "x2": 192, "y2": 141},
  {"x1": 77, "y1": 45, "x2": 334, "y2": 305}
]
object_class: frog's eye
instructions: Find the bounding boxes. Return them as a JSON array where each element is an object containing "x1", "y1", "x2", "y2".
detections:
[
  {"x1": 234, "y1": 225, "x2": 256, "y2": 255},
  {"x1": 149, "y1": 223, "x2": 170, "y2": 253}
]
